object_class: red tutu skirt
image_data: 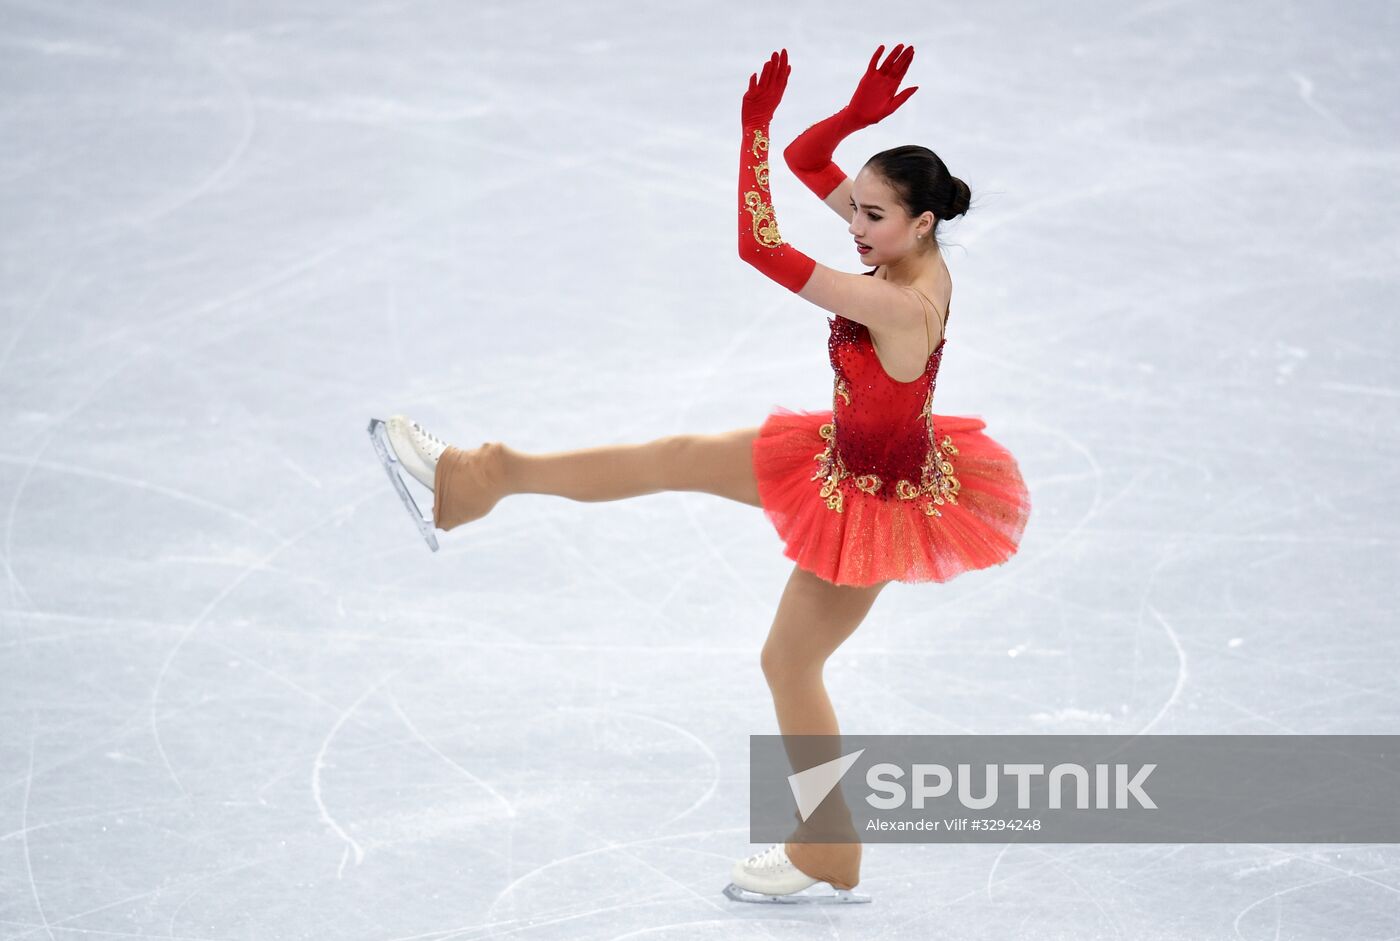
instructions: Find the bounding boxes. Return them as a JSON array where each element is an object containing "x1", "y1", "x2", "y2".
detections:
[{"x1": 750, "y1": 407, "x2": 1031, "y2": 587}]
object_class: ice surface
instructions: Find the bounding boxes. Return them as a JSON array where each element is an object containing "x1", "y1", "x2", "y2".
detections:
[{"x1": 2, "y1": 0, "x2": 1398, "y2": 937}]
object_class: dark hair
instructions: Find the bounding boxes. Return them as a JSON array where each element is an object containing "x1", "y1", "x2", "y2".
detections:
[{"x1": 863, "y1": 145, "x2": 970, "y2": 250}]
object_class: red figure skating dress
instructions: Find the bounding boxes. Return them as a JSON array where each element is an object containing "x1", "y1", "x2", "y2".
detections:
[{"x1": 751, "y1": 268, "x2": 1031, "y2": 587}]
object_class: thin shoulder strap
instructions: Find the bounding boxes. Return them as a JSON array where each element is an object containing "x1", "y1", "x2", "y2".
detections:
[
  {"x1": 904, "y1": 287, "x2": 947, "y2": 358},
  {"x1": 869, "y1": 266, "x2": 948, "y2": 357}
]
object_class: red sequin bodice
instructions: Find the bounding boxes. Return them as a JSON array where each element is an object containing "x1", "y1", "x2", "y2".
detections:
[{"x1": 811, "y1": 271, "x2": 962, "y2": 516}]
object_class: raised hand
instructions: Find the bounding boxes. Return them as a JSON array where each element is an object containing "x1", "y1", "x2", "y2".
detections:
[
  {"x1": 737, "y1": 47, "x2": 815, "y2": 293},
  {"x1": 845, "y1": 43, "x2": 918, "y2": 128},
  {"x1": 742, "y1": 48, "x2": 791, "y2": 129}
]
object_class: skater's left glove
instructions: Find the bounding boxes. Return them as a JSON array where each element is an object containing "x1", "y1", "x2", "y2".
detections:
[
  {"x1": 737, "y1": 48, "x2": 816, "y2": 294},
  {"x1": 783, "y1": 43, "x2": 919, "y2": 199}
]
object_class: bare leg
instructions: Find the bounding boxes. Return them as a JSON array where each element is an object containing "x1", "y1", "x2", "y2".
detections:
[
  {"x1": 434, "y1": 428, "x2": 763, "y2": 530},
  {"x1": 760, "y1": 563, "x2": 889, "y2": 890}
]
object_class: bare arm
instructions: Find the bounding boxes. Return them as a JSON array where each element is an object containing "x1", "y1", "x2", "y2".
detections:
[
  {"x1": 796, "y1": 262, "x2": 923, "y2": 336},
  {"x1": 822, "y1": 177, "x2": 854, "y2": 223}
]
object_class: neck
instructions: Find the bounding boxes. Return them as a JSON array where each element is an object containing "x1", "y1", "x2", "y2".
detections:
[{"x1": 878, "y1": 244, "x2": 939, "y2": 284}]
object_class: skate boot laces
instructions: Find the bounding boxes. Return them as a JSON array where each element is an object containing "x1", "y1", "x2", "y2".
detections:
[
  {"x1": 409, "y1": 420, "x2": 447, "y2": 460},
  {"x1": 744, "y1": 844, "x2": 792, "y2": 871}
]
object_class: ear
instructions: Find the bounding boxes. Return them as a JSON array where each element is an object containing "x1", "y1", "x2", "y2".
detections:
[{"x1": 918, "y1": 210, "x2": 935, "y2": 235}]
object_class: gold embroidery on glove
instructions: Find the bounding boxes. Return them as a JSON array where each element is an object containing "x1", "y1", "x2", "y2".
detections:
[
  {"x1": 744, "y1": 191, "x2": 783, "y2": 248},
  {"x1": 750, "y1": 128, "x2": 769, "y2": 159}
]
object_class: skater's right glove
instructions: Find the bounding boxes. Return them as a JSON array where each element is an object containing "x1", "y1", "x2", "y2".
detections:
[
  {"x1": 782, "y1": 43, "x2": 920, "y2": 199},
  {"x1": 738, "y1": 48, "x2": 816, "y2": 294}
]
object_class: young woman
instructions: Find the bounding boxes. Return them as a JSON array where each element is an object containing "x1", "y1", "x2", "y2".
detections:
[{"x1": 368, "y1": 43, "x2": 1031, "y2": 904}]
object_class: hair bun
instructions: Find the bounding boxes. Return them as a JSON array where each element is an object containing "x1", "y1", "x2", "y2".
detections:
[{"x1": 945, "y1": 178, "x2": 968, "y2": 220}]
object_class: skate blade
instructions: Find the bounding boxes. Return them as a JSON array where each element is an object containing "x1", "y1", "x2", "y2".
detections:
[
  {"x1": 367, "y1": 418, "x2": 439, "y2": 552},
  {"x1": 722, "y1": 882, "x2": 871, "y2": 905}
]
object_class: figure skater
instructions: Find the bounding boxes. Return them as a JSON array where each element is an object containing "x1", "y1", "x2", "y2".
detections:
[{"x1": 367, "y1": 43, "x2": 1030, "y2": 904}]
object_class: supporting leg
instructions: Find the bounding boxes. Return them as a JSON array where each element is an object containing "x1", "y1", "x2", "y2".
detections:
[{"x1": 760, "y1": 564, "x2": 889, "y2": 890}]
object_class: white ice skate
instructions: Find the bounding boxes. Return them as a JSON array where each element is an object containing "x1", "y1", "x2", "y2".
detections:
[
  {"x1": 722, "y1": 843, "x2": 871, "y2": 905},
  {"x1": 366, "y1": 414, "x2": 450, "y2": 552}
]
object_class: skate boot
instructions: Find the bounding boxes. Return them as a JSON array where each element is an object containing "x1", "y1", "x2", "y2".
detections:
[
  {"x1": 385, "y1": 415, "x2": 448, "y2": 489},
  {"x1": 722, "y1": 842, "x2": 871, "y2": 905},
  {"x1": 366, "y1": 414, "x2": 451, "y2": 552}
]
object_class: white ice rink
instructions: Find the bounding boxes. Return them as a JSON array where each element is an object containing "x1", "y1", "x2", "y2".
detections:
[{"x1": 3, "y1": 0, "x2": 1399, "y2": 937}]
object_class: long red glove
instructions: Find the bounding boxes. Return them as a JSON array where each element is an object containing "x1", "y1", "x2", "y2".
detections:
[
  {"x1": 738, "y1": 48, "x2": 816, "y2": 294},
  {"x1": 782, "y1": 43, "x2": 919, "y2": 199}
]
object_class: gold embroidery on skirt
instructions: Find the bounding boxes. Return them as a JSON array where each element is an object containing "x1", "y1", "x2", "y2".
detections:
[
  {"x1": 853, "y1": 474, "x2": 882, "y2": 495},
  {"x1": 810, "y1": 421, "x2": 848, "y2": 513},
  {"x1": 811, "y1": 387, "x2": 966, "y2": 518},
  {"x1": 917, "y1": 386, "x2": 962, "y2": 517}
]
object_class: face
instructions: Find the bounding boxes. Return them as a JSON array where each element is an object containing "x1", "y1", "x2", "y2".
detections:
[{"x1": 848, "y1": 168, "x2": 935, "y2": 264}]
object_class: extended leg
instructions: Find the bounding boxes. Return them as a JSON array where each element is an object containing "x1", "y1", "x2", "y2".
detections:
[{"x1": 435, "y1": 428, "x2": 763, "y2": 531}]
